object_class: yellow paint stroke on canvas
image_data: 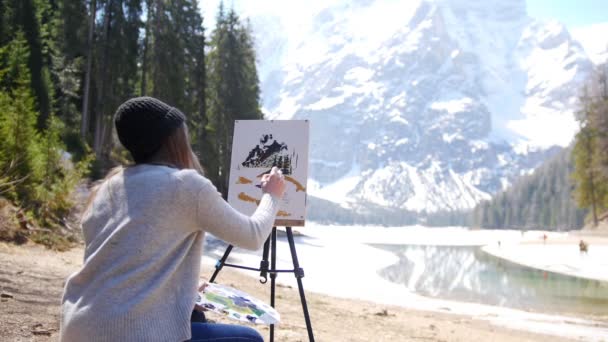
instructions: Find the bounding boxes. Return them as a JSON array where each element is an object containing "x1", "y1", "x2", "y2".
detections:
[
  {"x1": 284, "y1": 176, "x2": 306, "y2": 192},
  {"x1": 238, "y1": 192, "x2": 260, "y2": 205},
  {"x1": 277, "y1": 210, "x2": 290, "y2": 217},
  {"x1": 237, "y1": 176, "x2": 253, "y2": 184},
  {"x1": 254, "y1": 172, "x2": 306, "y2": 192}
]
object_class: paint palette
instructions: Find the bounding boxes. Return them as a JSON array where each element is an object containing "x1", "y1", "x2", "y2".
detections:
[{"x1": 195, "y1": 283, "x2": 280, "y2": 325}]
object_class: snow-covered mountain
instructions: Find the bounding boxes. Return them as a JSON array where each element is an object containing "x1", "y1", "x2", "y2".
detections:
[
  {"x1": 246, "y1": 0, "x2": 598, "y2": 216},
  {"x1": 571, "y1": 23, "x2": 608, "y2": 65}
]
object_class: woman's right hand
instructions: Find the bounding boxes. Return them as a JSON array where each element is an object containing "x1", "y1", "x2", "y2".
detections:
[{"x1": 260, "y1": 166, "x2": 286, "y2": 199}]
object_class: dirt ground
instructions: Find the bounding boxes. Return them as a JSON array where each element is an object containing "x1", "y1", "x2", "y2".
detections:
[
  {"x1": 0, "y1": 242, "x2": 583, "y2": 342},
  {"x1": 0, "y1": 243, "x2": 82, "y2": 340}
]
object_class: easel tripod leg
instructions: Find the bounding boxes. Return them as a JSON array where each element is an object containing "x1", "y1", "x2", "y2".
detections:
[
  {"x1": 209, "y1": 228, "x2": 314, "y2": 341},
  {"x1": 209, "y1": 245, "x2": 233, "y2": 283},
  {"x1": 259, "y1": 236, "x2": 271, "y2": 283},
  {"x1": 269, "y1": 227, "x2": 277, "y2": 342},
  {"x1": 286, "y1": 227, "x2": 315, "y2": 342}
]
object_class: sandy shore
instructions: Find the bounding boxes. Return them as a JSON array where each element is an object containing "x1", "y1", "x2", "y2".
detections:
[
  {"x1": 482, "y1": 233, "x2": 608, "y2": 282},
  {"x1": 0, "y1": 242, "x2": 584, "y2": 342}
]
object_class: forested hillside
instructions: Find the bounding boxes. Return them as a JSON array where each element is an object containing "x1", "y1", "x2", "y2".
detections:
[
  {"x1": 471, "y1": 147, "x2": 586, "y2": 230},
  {"x1": 0, "y1": 0, "x2": 261, "y2": 246},
  {"x1": 472, "y1": 64, "x2": 608, "y2": 231}
]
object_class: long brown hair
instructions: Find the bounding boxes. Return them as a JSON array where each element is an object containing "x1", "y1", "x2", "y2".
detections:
[
  {"x1": 161, "y1": 123, "x2": 204, "y2": 173},
  {"x1": 84, "y1": 124, "x2": 203, "y2": 213}
]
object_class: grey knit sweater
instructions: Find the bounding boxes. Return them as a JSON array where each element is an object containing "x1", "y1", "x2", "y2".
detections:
[{"x1": 60, "y1": 164, "x2": 280, "y2": 341}]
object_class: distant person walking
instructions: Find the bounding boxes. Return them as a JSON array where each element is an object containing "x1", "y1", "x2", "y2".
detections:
[
  {"x1": 60, "y1": 97, "x2": 286, "y2": 342},
  {"x1": 579, "y1": 240, "x2": 588, "y2": 254}
]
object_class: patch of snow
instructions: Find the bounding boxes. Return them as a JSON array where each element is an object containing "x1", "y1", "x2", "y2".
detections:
[
  {"x1": 390, "y1": 115, "x2": 409, "y2": 125},
  {"x1": 273, "y1": 91, "x2": 303, "y2": 119},
  {"x1": 308, "y1": 162, "x2": 361, "y2": 205},
  {"x1": 482, "y1": 243, "x2": 608, "y2": 282},
  {"x1": 355, "y1": 162, "x2": 490, "y2": 212},
  {"x1": 500, "y1": 177, "x2": 510, "y2": 190},
  {"x1": 430, "y1": 98, "x2": 473, "y2": 114},
  {"x1": 395, "y1": 138, "x2": 410, "y2": 146},
  {"x1": 306, "y1": 94, "x2": 348, "y2": 111},
  {"x1": 497, "y1": 154, "x2": 508, "y2": 167},
  {"x1": 469, "y1": 140, "x2": 489, "y2": 153},
  {"x1": 344, "y1": 66, "x2": 375, "y2": 83},
  {"x1": 571, "y1": 23, "x2": 608, "y2": 65},
  {"x1": 507, "y1": 107, "x2": 578, "y2": 148},
  {"x1": 442, "y1": 133, "x2": 461, "y2": 143}
]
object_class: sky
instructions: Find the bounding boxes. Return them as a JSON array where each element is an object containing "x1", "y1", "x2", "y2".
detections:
[
  {"x1": 199, "y1": 0, "x2": 608, "y2": 63},
  {"x1": 200, "y1": 0, "x2": 608, "y2": 30},
  {"x1": 527, "y1": 0, "x2": 608, "y2": 28}
]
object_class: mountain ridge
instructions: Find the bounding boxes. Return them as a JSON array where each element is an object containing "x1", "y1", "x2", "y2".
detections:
[{"x1": 246, "y1": 0, "x2": 597, "y2": 219}]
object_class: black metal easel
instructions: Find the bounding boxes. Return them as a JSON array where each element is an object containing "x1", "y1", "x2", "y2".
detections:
[{"x1": 209, "y1": 226, "x2": 315, "y2": 342}]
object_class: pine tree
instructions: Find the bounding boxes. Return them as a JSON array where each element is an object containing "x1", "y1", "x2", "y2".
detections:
[
  {"x1": 204, "y1": 2, "x2": 227, "y2": 189},
  {"x1": 180, "y1": 0, "x2": 207, "y2": 163},
  {"x1": 207, "y1": 4, "x2": 263, "y2": 196},
  {"x1": 1, "y1": 30, "x2": 91, "y2": 231},
  {"x1": 572, "y1": 77, "x2": 608, "y2": 227},
  {"x1": 149, "y1": 0, "x2": 186, "y2": 108},
  {"x1": 89, "y1": 0, "x2": 142, "y2": 166},
  {"x1": 49, "y1": 0, "x2": 89, "y2": 156},
  {"x1": 3, "y1": 0, "x2": 54, "y2": 128},
  {"x1": 0, "y1": 32, "x2": 44, "y2": 203}
]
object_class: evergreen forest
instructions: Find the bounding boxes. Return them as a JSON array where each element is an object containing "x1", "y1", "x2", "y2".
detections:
[
  {"x1": 471, "y1": 147, "x2": 587, "y2": 230},
  {"x1": 472, "y1": 64, "x2": 608, "y2": 231},
  {"x1": 0, "y1": 0, "x2": 261, "y2": 247}
]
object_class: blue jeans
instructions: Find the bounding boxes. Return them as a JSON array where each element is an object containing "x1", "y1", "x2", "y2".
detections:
[{"x1": 187, "y1": 322, "x2": 264, "y2": 342}]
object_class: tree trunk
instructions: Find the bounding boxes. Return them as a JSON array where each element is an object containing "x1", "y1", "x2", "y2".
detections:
[
  {"x1": 151, "y1": 0, "x2": 164, "y2": 98},
  {"x1": 93, "y1": 0, "x2": 113, "y2": 157},
  {"x1": 197, "y1": 26, "x2": 206, "y2": 154},
  {"x1": 81, "y1": 0, "x2": 96, "y2": 140},
  {"x1": 222, "y1": 115, "x2": 233, "y2": 199},
  {"x1": 140, "y1": 0, "x2": 151, "y2": 95}
]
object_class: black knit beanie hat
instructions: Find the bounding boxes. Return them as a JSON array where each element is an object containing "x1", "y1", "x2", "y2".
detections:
[{"x1": 114, "y1": 96, "x2": 186, "y2": 163}]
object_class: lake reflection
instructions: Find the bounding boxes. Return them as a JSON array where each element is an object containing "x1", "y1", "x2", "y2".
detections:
[{"x1": 375, "y1": 244, "x2": 608, "y2": 316}]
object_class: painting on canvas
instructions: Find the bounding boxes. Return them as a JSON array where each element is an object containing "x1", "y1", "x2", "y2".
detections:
[{"x1": 227, "y1": 120, "x2": 309, "y2": 226}]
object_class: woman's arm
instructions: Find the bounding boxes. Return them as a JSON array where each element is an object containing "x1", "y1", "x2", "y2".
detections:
[{"x1": 183, "y1": 167, "x2": 285, "y2": 250}]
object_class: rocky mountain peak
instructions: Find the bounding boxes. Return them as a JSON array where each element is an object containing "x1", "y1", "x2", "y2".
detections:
[{"x1": 247, "y1": 0, "x2": 595, "y2": 218}]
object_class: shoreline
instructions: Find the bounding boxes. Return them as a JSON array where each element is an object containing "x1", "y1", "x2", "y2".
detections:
[
  {"x1": 1, "y1": 241, "x2": 600, "y2": 341},
  {"x1": 204, "y1": 226, "x2": 608, "y2": 341},
  {"x1": 203, "y1": 264, "x2": 586, "y2": 342},
  {"x1": 205, "y1": 259, "x2": 608, "y2": 341}
]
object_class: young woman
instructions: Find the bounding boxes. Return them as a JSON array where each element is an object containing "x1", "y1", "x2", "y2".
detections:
[{"x1": 60, "y1": 97, "x2": 285, "y2": 342}]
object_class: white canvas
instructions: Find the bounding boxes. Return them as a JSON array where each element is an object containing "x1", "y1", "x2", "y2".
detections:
[{"x1": 227, "y1": 120, "x2": 309, "y2": 226}]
